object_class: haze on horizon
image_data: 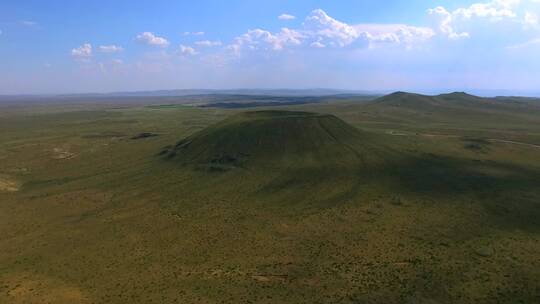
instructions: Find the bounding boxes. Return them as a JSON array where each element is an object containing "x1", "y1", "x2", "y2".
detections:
[{"x1": 1, "y1": 0, "x2": 540, "y2": 95}]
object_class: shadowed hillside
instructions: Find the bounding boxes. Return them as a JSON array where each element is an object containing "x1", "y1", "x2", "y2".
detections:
[{"x1": 158, "y1": 110, "x2": 540, "y2": 227}]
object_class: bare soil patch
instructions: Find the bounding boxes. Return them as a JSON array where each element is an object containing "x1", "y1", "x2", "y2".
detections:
[{"x1": 0, "y1": 175, "x2": 19, "y2": 192}]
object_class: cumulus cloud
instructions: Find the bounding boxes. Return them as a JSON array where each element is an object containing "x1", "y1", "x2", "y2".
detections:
[
  {"x1": 69, "y1": 5, "x2": 536, "y2": 69},
  {"x1": 135, "y1": 32, "x2": 170, "y2": 47},
  {"x1": 179, "y1": 45, "x2": 198, "y2": 56},
  {"x1": 428, "y1": 7, "x2": 470, "y2": 40},
  {"x1": 358, "y1": 24, "x2": 436, "y2": 46},
  {"x1": 99, "y1": 45, "x2": 124, "y2": 53},
  {"x1": 304, "y1": 9, "x2": 360, "y2": 47},
  {"x1": 71, "y1": 43, "x2": 93, "y2": 59},
  {"x1": 227, "y1": 9, "x2": 435, "y2": 55},
  {"x1": 278, "y1": 14, "x2": 296, "y2": 20},
  {"x1": 428, "y1": 0, "x2": 522, "y2": 39},
  {"x1": 195, "y1": 40, "x2": 222, "y2": 47},
  {"x1": 304, "y1": 9, "x2": 434, "y2": 48},
  {"x1": 454, "y1": 0, "x2": 519, "y2": 19},
  {"x1": 228, "y1": 28, "x2": 304, "y2": 54}
]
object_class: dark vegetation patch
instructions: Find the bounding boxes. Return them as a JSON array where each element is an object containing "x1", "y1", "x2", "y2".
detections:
[
  {"x1": 462, "y1": 137, "x2": 491, "y2": 152},
  {"x1": 382, "y1": 156, "x2": 538, "y2": 197},
  {"x1": 82, "y1": 131, "x2": 127, "y2": 139},
  {"x1": 157, "y1": 145, "x2": 174, "y2": 156},
  {"x1": 209, "y1": 152, "x2": 248, "y2": 165},
  {"x1": 131, "y1": 132, "x2": 159, "y2": 140},
  {"x1": 193, "y1": 153, "x2": 250, "y2": 172},
  {"x1": 198, "y1": 95, "x2": 326, "y2": 109},
  {"x1": 200, "y1": 101, "x2": 314, "y2": 109},
  {"x1": 142, "y1": 95, "x2": 329, "y2": 109},
  {"x1": 146, "y1": 104, "x2": 189, "y2": 109}
]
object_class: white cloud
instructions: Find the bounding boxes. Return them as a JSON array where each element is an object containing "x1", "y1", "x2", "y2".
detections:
[
  {"x1": 20, "y1": 20, "x2": 37, "y2": 27},
  {"x1": 305, "y1": 9, "x2": 434, "y2": 48},
  {"x1": 304, "y1": 9, "x2": 360, "y2": 47},
  {"x1": 278, "y1": 14, "x2": 296, "y2": 20},
  {"x1": 179, "y1": 45, "x2": 198, "y2": 56},
  {"x1": 428, "y1": 0, "x2": 522, "y2": 39},
  {"x1": 507, "y1": 37, "x2": 540, "y2": 48},
  {"x1": 356, "y1": 24, "x2": 435, "y2": 46},
  {"x1": 99, "y1": 45, "x2": 124, "y2": 53},
  {"x1": 228, "y1": 27, "x2": 304, "y2": 54},
  {"x1": 195, "y1": 40, "x2": 222, "y2": 47},
  {"x1": 310, "y1": 41, "x2": 326, "y2": 48},
  {"x1": 227, "y1": 9, "x2": 435, "y2": 54},
  {"x1": 428, "y1": 6, "x2": 470, "y2": 40},
  {"x1": 71, "y1": 43, "x2": 93, "y2": 59},
  {"x1": 454, "y1": 0, "x2": 519, "y2": 19},
  {"x1": 524, "y1": 11, "x2": 539, "y2": 26},
  {"x1": 183, "y1": 31, "x2": 205, "y2": 36},
  {"x1": 135, "y1": 32, "x2": 170, "y2": 47}
]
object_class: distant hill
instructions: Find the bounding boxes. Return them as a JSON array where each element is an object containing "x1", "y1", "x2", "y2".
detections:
[
  {"x1": 371, "y1": 91, "x2": 540, "y2": 112},
  {"x1": 2, "y1": 89, "x2": 539, "y2": 109},
  {"x1": 372, "y1": 92, "x2": 440, "y2": 108},
  {"x1": 62, "y1": 88, "x2": 376, "y2": 98},
  {"x1": 0, "y1": 90, "x2": 379, "y2": 106},
  {"x1": 163, "y1": 110, "x2": 388, "y2": 170},
  {"x1": 106, "y1": 89, "x2": 372, "y2": 96}
]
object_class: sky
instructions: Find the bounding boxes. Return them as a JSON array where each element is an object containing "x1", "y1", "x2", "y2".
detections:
[{"x1": 0, "y1": 0, "x2": 539, "y2": 95}]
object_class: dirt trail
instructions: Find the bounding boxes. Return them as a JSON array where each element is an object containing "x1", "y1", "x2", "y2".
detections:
[
  {"x1": 487, "y1": 139, "x2": 540, "y2": 149},
  {"x1": 393, "y1": 132, "x2": 540, "y2": 150}
]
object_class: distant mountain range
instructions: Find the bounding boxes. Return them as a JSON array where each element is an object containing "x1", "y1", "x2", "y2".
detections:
[
  {"x1": 373, "y1": 91, "x2": 540, "y2": 108},
  {"x1": 101, "y1": 88, "x2": 378, "y2": 97},
  {"x1": 1, "y1": 89, "x2": 540, "y2": 107},
  {"x1": 3, "y1": 88, "x2": 540, "y2": 98}
]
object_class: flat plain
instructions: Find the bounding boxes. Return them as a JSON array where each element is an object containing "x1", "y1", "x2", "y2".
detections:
[{"x1": 1, "y1": 93, "x2": 539, "y2": 303}]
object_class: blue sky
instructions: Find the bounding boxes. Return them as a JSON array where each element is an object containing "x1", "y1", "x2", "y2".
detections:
[{"x1": 0, "y1": 0, "x2": 539, "y2": 94}]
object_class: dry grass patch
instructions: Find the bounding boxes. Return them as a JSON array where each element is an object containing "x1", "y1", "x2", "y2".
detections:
[
  {"x1": 0, "y1": 273, "x2": 90, "y2": 304},
  {"x1": 0, "y1": 175, "x2": 19, "y2": 192}
]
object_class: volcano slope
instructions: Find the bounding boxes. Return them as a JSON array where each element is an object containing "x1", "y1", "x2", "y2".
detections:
[
  {"x1": 161, "y1": 110, "x2": 396, "y2": 209},
  {"x1": 164, "y1": 110, "x2": 387, "y2": 167},
  {"x1": 1, "y1": 104, "x2": 540, "y2": 304}
]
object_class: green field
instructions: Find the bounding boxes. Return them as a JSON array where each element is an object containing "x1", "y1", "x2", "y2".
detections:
[{"x1": 1, "y1": 93, "x2": 540, "y2": 303}]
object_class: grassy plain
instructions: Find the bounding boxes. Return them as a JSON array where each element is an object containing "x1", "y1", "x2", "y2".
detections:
[{"x1": 1, "y1": 94, "x2": 539, "y2": 303}]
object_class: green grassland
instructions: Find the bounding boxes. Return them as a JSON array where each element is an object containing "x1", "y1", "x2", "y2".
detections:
[{"x1": 1, "y1": 94, "x2": 540, "y2": 303}]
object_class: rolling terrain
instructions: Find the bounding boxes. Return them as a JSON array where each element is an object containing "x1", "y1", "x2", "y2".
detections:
[{"x1": 0, "y1": 92, "x2": 539, "y2": 303}]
